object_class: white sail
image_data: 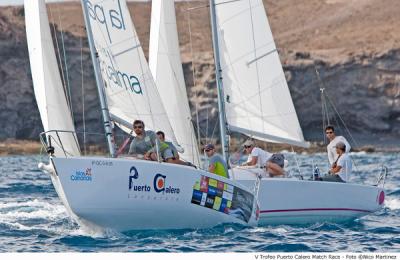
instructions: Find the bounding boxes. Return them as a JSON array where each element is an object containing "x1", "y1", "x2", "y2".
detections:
[
  {"x1": 25, "y1": 0, "x2": 80, "y2": 157},
  {"x1": 215, "y1": 0, "x2": 308, "y2": 147},
  {"x1": 84, "y1": 0, "x2": 176, "y2": 142},
  {"x1": 149, "y1": 0, "x2": 200, "y2": 165}
]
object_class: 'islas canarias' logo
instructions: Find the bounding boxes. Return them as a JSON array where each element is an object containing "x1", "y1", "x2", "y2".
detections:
[{"x1": 71, "y1": 168, "x2": 92, "y2": 181}]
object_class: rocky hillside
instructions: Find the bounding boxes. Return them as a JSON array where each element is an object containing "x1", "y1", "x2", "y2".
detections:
[{"x1": 0, "y1": 0, "x2": 399, "y2": 149}]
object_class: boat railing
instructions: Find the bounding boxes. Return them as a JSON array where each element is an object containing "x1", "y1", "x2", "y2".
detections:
[
  {"x1": 39, "y1": 130, "x2": 167, "y2": 161},
  {"x1": 375, "y1": 165, "x2": 388, "y2": 188},
  {"x1": 40, "y1": 130, "x2": 119, "y2": 158},
  {"x1": 39, "y1": 130, "x2": 81, "y2": 158}
]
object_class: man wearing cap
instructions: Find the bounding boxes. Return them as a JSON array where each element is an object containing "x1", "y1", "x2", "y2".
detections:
[
  {"x1": 204, "y1": 144, "x2": 229, "y2": 178},
  {"x1": 322, "y1": 141, "x2": 352, "y2": 182},
  {"x1": 325, "y1": 125, "x2": 351, "y2": 167},
  {"x1": 241, "y1": 139, "x2": 284, "y2": 177}
]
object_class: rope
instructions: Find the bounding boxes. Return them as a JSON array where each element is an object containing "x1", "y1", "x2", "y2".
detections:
[{"x1": 291, "y1": 146, "x2": 303, "y2": 178}]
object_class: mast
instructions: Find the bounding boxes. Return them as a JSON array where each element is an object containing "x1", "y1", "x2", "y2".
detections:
[
  {"x1": 209, "y1": 0, "x2": 229, "y2": 163},
  {"x1": 81, "y1": 0, "x2": 116, "y2": 157}
]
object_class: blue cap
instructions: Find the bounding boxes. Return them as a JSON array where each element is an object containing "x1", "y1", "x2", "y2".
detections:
[{"x1": 204, "y1": 144, "x2": 215, "y2": 150}]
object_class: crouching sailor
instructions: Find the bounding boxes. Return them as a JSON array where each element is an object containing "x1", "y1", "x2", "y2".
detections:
[
  {"x1": 321, "y1": 141, "x2": 352, "y2": 183},
  {"x1": 204, "y1": 144, "x2": 229, "y2": 178}
]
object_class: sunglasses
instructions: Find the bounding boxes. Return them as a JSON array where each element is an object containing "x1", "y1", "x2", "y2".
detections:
[
  {"x1": 326, "y1": 131, "x2": 333, "y2": 134},
  {"x1": 133, "y1": 125, "x2": 143, "y2": 129},
  {"x1": 244, "y1": 145, "x2": 252, "y2": 149},
  {"x1": 204, "y1": 149, "x2": 212, "y2": 152}
]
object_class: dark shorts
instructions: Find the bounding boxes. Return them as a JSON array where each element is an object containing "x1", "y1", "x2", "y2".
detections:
[
  {"x1": 321, "y1": 174, "x2": 345, "y2": 183},
  {"x1": 267, "y1": 153, "x2": 285, "y2": 168}
]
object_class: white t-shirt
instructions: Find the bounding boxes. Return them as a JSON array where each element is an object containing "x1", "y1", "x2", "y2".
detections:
[
  {"x1": 247, "y1": 147, "x2": 272, "y2": 167},
  {"x1": 327, "y1": 136, "x2": 351, "y2": 165},
  {"x1": 337, "y1": 153, "x2": 352, "y2": 182}
]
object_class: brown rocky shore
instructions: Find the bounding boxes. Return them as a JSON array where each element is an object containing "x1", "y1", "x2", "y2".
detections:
[{"x1": 0, "y1": 0, "x2": 399, "y2": 154}]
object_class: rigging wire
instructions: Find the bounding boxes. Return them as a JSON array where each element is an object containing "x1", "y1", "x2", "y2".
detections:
[
  {"x1": 315, "y1": 67, "x2": 329, "y2": 143},
  {"x1": 316, "y1": 67, "x2": 360, "y2": 171},
  {"x1": 48, "y1": 5, "x2": 75, "y2": 123},
  {"x1": 185, "y1": 0, "x2": 203, "y2": 150},
  {"x1": 55, "y1": 4, "x2": 75, "y2": 123},
  {"x1": 324, "y1": 94, "x2": 360, "y2": 148},
  {"x1": 48, "y1": 6, "x2": 69, "y2": 105},
  {"x1": 291, "y1": 146, "x2": 303, "y2": 178},
  {"x1": 80, "y1": 36, "x2": 87, "y2": 155}
]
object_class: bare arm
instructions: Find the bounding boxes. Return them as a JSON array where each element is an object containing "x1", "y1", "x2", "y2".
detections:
[
  {"x1": 329, "y1": 165, "x2": 342, "y2": 174},
  {"x1": 244, "y1": 156, "x2": 258, "y2": 166},
  {"x1": 208, "y1": 163, "x2": 216, "y2": 173}
]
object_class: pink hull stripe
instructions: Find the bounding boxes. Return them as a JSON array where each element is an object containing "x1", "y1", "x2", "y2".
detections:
[{"x1": 260, "y1": 208, "x2": 372, "y2": 214}]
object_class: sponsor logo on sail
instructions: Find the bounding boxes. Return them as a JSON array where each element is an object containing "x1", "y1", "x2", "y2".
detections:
[
  {"x1": 85, "y1": 0, "x2": 143, "y2": 95},
  {"x1": 86, "y1": 0, "x2": 126, "y2": 44},
  {"x1": 71, "y1": 168, "x2": 92, "y2": 182},
  {"x1": 99, "y1": 49, "x2": 143, "y2": 95}
]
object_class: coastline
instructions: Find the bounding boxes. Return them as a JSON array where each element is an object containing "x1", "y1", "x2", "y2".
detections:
[{"x1": 0, "y1": 139, "x2": 398, "y2": 156}]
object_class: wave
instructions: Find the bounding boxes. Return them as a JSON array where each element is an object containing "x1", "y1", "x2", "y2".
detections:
[
  {"x1": 385, "y1": 198, "x2": 400, "y2": 210},
  {"x1": 0, "y1": 199, "x2": 119, "y2": 239}
]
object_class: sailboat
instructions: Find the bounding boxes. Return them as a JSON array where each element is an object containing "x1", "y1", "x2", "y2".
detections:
[
  {"x1": 26, "y1": 0, "x2": 386, "y2": 231},
  {"x1": 26, "y1": 0, "x2": 259, "y2": 231},
  {"x1": 149, "y1": 0, "x2": 387, "y2": 224}
]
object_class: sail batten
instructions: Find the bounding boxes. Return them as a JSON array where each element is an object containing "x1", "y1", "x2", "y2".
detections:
[{"x1": 215, "y1": 0, "x2": 307, "y2": 147}]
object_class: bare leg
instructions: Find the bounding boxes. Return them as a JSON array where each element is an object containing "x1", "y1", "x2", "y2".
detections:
[
  {"x1": 266, "y1": 162, "x2": 284, "y2": 177},
  {"x1": 149, "y1": 152, "x2": 158, "y2": 161}
]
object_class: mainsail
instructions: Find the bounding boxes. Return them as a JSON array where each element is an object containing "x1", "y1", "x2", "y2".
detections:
[
  {"x1": 25, "y1": 0, "x2": 80, "y2": 157},
  {"x1": 84, "y1": 0, "x2": 176, "y2": 142},
  {"x1": 214, "y1": 0, "x2": 308, "y2": 147},
  {"x1": 149, "y1": 0, "x2": 200, "y2": 165}
]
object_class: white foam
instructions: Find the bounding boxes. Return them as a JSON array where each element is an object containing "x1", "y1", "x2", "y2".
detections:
[
  {"x1": 350, "y1": 151, "x2": 367, "y2": 156},
  {"x1": 272, "y1": 227, "x2": 288, "y2": 233},
  {"x1": 386, "y1": 198, "x2": 400, "y2": 210},
  {"x1": 0, "y1": 198, "x2": 118, "y2": 238}
]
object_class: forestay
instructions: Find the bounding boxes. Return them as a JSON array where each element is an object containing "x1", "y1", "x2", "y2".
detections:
[
  {"x1": 215, "y1": 0, "x2": 308, "y2": 147},
  {"x1": 25, "y1": 0, "x2": 80, "y2": 157},
  {"x1": 149, "y1": 0, "x2": 200, "y2": 166},
  {"x1": 84, "y1": 0, "x2": 176, "y2": 142}
]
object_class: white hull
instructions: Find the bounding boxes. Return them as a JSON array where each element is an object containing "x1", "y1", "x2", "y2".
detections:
[
  {"x1": 44, "y1": 157, "x2": 384, "y2": 231},
  {"x1": 49, "y1": 157, "x2": 258, "y2": 231},
  {"x1": 231, "y1": 168, "x2": 385, "y2": 225}
]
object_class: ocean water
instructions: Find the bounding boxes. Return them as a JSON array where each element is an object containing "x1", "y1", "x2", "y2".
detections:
[{"x1": 0, "y1": 153, "x2": 399, "y2": 252}]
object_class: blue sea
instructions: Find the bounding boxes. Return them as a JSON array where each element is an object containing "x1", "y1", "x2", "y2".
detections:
[{"x1": 0, "y1": 153, "x2": 399, "y2": 252}]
